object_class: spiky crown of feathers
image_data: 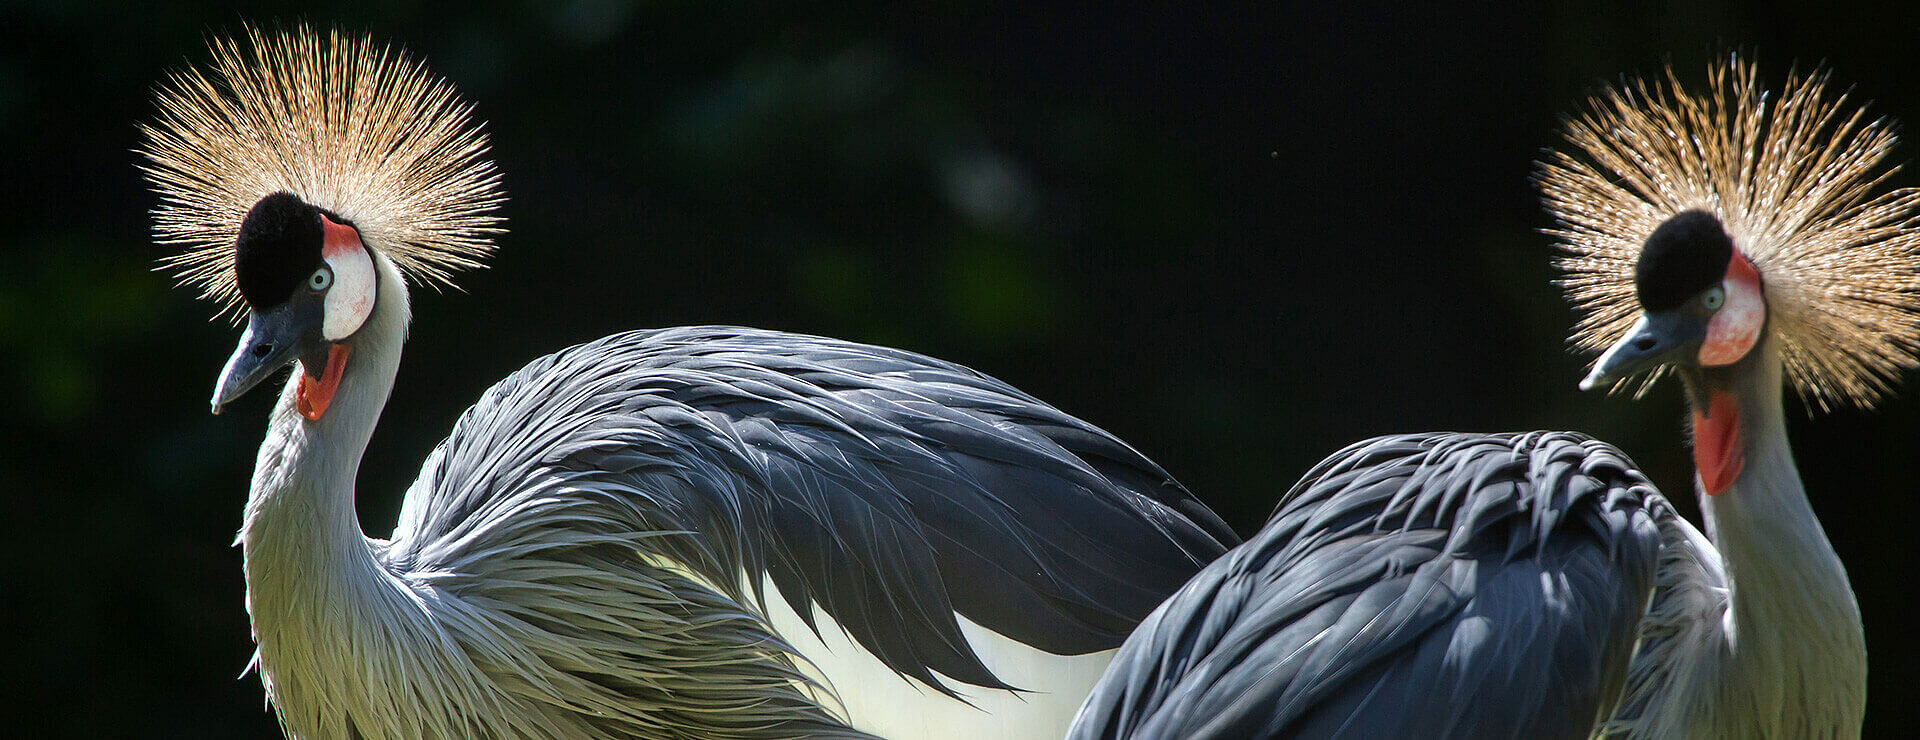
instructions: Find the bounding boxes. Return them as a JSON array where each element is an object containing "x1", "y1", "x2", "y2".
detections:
[
  {"x1": 1540, "y1": 58, "x2": 1920, "y2": 411},
  {"x1": 142, "y1": 25, "x2": 504, "y2": 319}
]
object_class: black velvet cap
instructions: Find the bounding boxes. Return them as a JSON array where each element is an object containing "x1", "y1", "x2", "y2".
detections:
[
  {"x1": 1635, "y1": 210, "x2": 1735, "y2": 311},
  {"x1": 234, "y1": 192, "x2": 323, "y2": 310}
]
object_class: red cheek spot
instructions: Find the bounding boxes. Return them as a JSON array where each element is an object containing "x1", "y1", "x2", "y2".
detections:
[
  {"x1": 1698, "y1": 251, "x2": 1764, "y2": 367},
  {"x1": 315, "y1": 212, "x2": 375, "y2": 341},
  {"x1": 319, "y1": 214, "x2": 360, "y2": 259}
]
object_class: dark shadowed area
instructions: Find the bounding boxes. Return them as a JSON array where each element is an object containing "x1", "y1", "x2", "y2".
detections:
[{"x1": 4, "y1": 1, "x2": 1917, "y2": 735}]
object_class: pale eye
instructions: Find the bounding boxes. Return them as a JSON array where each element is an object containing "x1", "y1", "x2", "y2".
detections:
[
  {"x1": 1701, "y1": 285, "x2": 1725, "y2": 311},
  {"x1": 309, "y1": 267, "x2": 333, "y2": 291}
]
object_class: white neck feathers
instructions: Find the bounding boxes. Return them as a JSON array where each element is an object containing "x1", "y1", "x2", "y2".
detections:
[{"x1": 1690, "y1": 340, "x2": 1867, "y2": 737}]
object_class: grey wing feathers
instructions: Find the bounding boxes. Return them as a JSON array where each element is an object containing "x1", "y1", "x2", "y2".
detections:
[
  {"x1": 389, "y1": 326, "x2": 1236, "y2": 694},
  {"x1": 1596, "y1": 503, "x2": 1727, "y2": 737},
  {"x1": 1069, "y1": 431, "x2": 1665, "y2": 740}
]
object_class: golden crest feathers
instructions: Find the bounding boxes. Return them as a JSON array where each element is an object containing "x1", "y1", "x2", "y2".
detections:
[
  {"x1": 1540, "y1": 57, "x2": 1920, "y2": 410},
  {"x1": 141, "y1": 25, "x2": 504, "y2": 318}
]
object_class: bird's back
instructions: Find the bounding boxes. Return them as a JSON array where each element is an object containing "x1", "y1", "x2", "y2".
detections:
[
  {"x1": 1070, "y1": 431, "x2": 1666, "y2": 740},
  {"x1": 380, "y1": 326, "x2": 1237, "y2": 738}
]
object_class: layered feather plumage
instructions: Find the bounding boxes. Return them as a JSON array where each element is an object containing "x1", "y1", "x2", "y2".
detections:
[
  {"x1": 141, "y1": 25, "x2": 503, "y2": 318},
  {"x1": 151, "y1": 25, "x2": 1243, "y2": 738},
  {"x1": 1068, "y1": 432, "x2": 1666, "y2": 740},
  {"x1": 1540, "y1": 57, "x2": 1920, "y2": 410}
]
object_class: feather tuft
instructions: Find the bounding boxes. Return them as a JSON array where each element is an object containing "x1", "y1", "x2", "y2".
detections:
[
  {"x1": 142, "y1": 24, "x2": 504, "y2": 321},
  {"x1": 1539, "y1": 56, "x2": 1920, "y2": 410}
]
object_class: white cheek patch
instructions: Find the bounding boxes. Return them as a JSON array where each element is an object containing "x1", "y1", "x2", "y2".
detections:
[
  {"x1": 319, "y1": 217, "x2": 376, "y2": 341},
  {"x1": 1700, "y1": 273, "x2": 1764, "y2": 366}
]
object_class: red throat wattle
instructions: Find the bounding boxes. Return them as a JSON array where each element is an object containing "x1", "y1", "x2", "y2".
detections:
[
  {"x1": 1692, "y1": 386, "x2": 1744, "y2": 494},
  {"x1": 296, "y1": 344, "x2": 352, "y2": 421}
]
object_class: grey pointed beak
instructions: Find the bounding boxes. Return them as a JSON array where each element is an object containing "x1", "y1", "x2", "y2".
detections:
[
  {"x1": 212, "y1": 301, "x2": 323, "y2": 414},
  {"x1": 1579, "y1": 310, "x2": 1707, "y2": 391}
]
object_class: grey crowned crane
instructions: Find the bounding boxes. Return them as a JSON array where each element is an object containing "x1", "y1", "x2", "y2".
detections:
[
  {"x1": 145, "y1": 27, "x2": 1238, "y2": 739},
  {"x1": 1068, "y1": 58, "x2": 1908, "y2": 738}
]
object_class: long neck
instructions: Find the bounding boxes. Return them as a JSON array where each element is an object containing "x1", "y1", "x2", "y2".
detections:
[
  {"x1": 241, "y1": 253, "x2": 408, "y2": 579},
  {"x1": 1695, "y1": 338, "x2": 1867, "y2": 735},
  {"x1": 238, "y1": 254, "x2": 416, "y2": 733}
]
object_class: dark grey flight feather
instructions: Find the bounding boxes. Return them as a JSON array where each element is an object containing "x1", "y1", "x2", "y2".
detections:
[
  {"x1": 1069, "y1": 432, "x2": 1665, "y2": 740},
  {"x1": 387, "y1": 326, "x2": 1238, "y2": 698}
]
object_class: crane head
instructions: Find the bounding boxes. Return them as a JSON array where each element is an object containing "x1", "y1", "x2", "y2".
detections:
[
  {"x1": 1540, "y1": 56, "x2": 1920, "y2": 414},
  {"x1": 1579, "y1": 211, "x2": 1764, "y2": 394},
  {"x1": 1578, "y1": 211, "x2": 1766, "y2": 494},
  {"x1": 141, "y1": 25, "x2": 504, "y2": 419},
  {"x1": 211, "y1": 193, "x2": 375, "y2": 420}
]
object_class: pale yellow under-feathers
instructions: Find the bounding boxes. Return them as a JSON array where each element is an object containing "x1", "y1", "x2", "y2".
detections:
[
  {"x1": 1540, "y1": 58, "x2": 1920, "y2": 411},
  {"x1": 142, "y1": 25, "x2": 504, "y2": 319}
]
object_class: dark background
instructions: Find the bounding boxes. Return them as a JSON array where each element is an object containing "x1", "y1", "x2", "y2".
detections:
[{"x1": 5, "y1": 0, "x2": 1918, "y2": 736}]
